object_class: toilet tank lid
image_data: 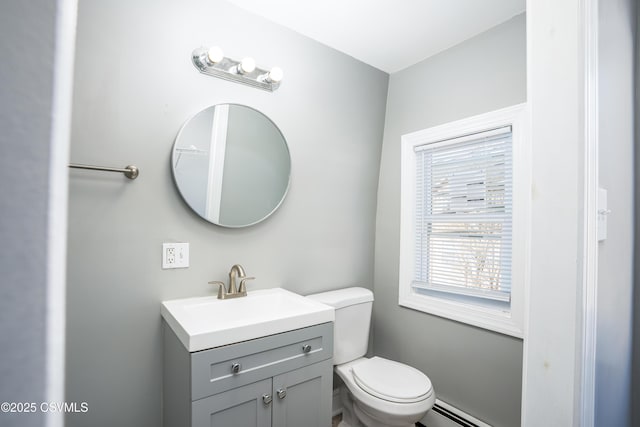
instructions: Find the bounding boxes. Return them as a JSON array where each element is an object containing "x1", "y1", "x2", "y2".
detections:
[{"x1": 306, "y1": 287, "x2": 373, "y2": 309}]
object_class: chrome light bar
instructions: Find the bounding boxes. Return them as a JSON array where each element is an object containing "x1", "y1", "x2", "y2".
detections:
[{"x1": 191, "y1": 46, "x2": 283, "y2": 92}]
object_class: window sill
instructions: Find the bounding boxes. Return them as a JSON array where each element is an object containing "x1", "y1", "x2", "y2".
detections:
[{"x1": 399, "y1": 290, "x2": 524, "y2": 338}]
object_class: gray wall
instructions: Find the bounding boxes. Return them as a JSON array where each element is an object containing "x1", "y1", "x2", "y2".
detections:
[
  {"x1": 373, "y1": 14, "x2": 526, "y2": 427},
  {"x1": 634, "y1": 1, "x2": 640, "y2": 425},
  {"x1": 596, "y1": 0, "x2": 636, "y2": 425},
  {"x1": 65, "y1": 1, "x2": 387, "y2": 426}
]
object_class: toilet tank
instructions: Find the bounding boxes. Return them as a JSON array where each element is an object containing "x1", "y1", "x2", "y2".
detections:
[{"x1": 306, "y1": 287, "x2": 373, "y2": 365}]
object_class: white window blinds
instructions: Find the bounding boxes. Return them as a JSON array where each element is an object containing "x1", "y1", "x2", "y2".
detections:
[{"x1": 413, "y1": 126, "x2": 513, "y2": 303}]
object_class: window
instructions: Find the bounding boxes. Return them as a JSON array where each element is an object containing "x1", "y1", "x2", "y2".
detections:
[{"x1": 399, "y1": 104, "x2": 528, "y2": 337}]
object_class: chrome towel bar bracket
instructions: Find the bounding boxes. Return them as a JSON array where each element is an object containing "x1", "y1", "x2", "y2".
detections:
[{"x1": 69, "y1": 163, "x2": 139, "y2": 180}]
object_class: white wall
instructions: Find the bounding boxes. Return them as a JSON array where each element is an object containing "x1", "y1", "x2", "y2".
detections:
[
  {"x1": 373, "y1": 15, "x2": 526, "y2": 427},
  {"x1": 65, "y1": 1, "x2": 388, "y2": 426},
  {"x1": 595, "y1": 0, "x2": 635, "y2": 425},
  {"x1": 522, "y1": 0, "x2": 586, "y2": 424},
  {"x1": 0, "y1": 3, "x2": 52, "y2": 424},
  {"x1": 0, "y1": 1, "x2": 75, "y2": 427}
]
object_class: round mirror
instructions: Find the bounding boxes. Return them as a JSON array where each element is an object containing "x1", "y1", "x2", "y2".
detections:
[{"x1": 172, "y1": 104, "x2": 291, "y2": 227}]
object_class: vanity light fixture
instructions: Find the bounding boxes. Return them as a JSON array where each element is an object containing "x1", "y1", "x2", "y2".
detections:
[
  {"x1": 259, "y1": 66, "x2": 283, "y2": 84},
  {"x1": 192, "y1": 46, "x2": 283, "y2": 92},
  {"x1": 233, "y1": 57, "x2": 256, "y2": 75},
  {"x1": 206, "y1": 46, "x2": 224, "y2": 64}
]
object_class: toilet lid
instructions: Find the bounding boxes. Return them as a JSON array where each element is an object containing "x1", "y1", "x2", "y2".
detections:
[{"x1": 351, "y1": 357, "x2": 433, "y2": 403}]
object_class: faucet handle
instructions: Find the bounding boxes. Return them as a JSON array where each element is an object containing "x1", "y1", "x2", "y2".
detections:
[
  {"x1": 208, "y1": 281, "x2": 227, "y2": 299},
  {"x1": 238, "y1": 277, "x2": 255, "y2": 294}
]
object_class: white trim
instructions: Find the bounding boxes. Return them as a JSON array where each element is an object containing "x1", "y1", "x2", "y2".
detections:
[
  {"x1": 521, "y1": 1, "x2": 589, "y2": 424},
  {"x1": 413, "y1": 125, "x2": 511, "y2": 152},
  {"x1": 398, "y1": 104, "x2": 529, "y2": 338},
  {"x1": 520, "y1": 6, "x2": 534, "y2": 424},
  {"x1": 205, "y1": 104, "x2": 229, "y2": 223},
  {"x1": 580, "y1": 0, "x2": 599, "y2": 424},
  {"x1": 46, "y1": 1, "x2": 77, "y2": 426}
]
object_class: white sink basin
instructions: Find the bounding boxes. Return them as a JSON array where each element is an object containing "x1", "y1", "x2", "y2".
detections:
[{"x1": 161, "y1": 288, "x2": 335, "y2": 352}]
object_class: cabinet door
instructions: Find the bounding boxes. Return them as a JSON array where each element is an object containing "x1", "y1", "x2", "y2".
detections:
[
  {"x1": 272, "y1": 360, "x2": 333, "y2": 427},
  {"x1": 192, "y1": 378, "x2": 272, "y2": 427}
]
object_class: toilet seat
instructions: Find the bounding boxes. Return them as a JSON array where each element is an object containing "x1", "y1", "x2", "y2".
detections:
[
  {"x1": 335, "y1": 357, "x2": 435, "y2": 425},
  {"x1": 351, "y1": 357, "x2": 432, "y2": 403}
]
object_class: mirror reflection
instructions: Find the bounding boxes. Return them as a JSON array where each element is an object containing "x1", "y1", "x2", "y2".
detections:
[{"x1": 172, "y1": 104, "x2": 291, "y2": 227}]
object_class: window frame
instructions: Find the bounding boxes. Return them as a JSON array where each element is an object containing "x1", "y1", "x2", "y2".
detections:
[{"x1": 399, "y1": 104, "x2": 529, "y2": 338}]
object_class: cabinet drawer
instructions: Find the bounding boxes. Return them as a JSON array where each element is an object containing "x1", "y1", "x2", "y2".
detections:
[{"x1": 191, "y1": 322, "x2": 333, "y2": 400}]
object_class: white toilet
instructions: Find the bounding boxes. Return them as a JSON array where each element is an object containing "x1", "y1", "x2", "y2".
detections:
[{"x1": 307, "y1": 287, "x2": 435, "y2": 427}]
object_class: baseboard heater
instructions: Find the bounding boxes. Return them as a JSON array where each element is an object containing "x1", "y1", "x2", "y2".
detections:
[{"x1": 418, "y1": 399, "x2": 491, "y2": 427}]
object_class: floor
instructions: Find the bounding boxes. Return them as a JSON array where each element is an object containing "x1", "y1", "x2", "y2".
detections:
[{"x1": 332, "y1": 414, "x2": 422, "y2": 427}]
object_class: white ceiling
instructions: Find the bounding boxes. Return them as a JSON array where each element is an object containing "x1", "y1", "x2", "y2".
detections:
[{"x1": 224, "y1": 0, "x2": 526, "y2": 74}]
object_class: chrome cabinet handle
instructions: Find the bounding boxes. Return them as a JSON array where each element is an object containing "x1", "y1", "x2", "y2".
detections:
[
  {"x1": 302, "y1": 344, "x2": 312, "y2": 353},
  {"x1": 231, "y1": 363, "x2": 242, "y2": 374},
  {"x1": 262, "y1": 394, "x2": 272, "y2": 405},
  {"x1": 276, "y1": 388, "x2": 287, "y2": 399}
]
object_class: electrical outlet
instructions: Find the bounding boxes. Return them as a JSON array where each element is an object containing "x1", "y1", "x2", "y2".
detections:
[
  {"x1": 166, "y1": 247, "x2": 176, "y2": 265},
  {"x1": 162, "y1": 243, "x2": 189, "y2": 269}
]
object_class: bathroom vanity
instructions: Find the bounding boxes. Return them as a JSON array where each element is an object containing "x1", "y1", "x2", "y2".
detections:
[{"x1": 161, "y1": 288, "x2": 334, "y2": 427}]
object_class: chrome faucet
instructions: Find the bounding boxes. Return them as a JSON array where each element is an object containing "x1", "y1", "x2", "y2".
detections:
[
  {"x1": 228, "y1": 264, "x2": 245, "y2": 294},
  {"x1": 208, "y1": 264, "x2": 255, "y2": 299}
]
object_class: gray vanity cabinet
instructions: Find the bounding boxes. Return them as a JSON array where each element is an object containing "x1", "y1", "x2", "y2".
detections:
[
  {"x1": 192, "y1": 378, "x2": 272, "y2": 427},
  {"x1": 272, "y1": 361, "x2": 331, "y2": 427},
  {"x1": 163, "y1": 321, "x2": 333, "y2": 427}
]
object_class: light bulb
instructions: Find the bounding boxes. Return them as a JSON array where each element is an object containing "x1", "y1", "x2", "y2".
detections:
[
  {"x1": 268, "y1": 67, "x2": 283, "y2": 83},
  {"x1": 239, "y1": 57, "x2": 256, "y2": 74},
  {"x1": 207, "y1": 46, "x2": 224, "y2": 64}
]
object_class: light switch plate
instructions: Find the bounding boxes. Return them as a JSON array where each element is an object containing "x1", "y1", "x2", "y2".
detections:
[
  {"x1": 162, "y1": 243, "x2": 189, "y2": 269},
  {"x1": 597, "y1": 188, "x2": 608, "y2": 242}
]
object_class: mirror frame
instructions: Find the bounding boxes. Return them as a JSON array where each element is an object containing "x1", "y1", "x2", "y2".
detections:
[{"x1": 171, "y1": 103, "x2": 291, "y2": 228}]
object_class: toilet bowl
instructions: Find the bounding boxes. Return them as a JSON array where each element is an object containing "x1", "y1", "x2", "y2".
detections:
[
  {"x1": 306, "y1": 287, "x2": 435, "y2": 427},
  {"x1": 336, "y1": 357, "x2": 435, "y2": 427}
]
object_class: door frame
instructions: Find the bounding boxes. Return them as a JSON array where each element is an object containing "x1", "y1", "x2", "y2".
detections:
[{"x1": 579, "y1": 0, "x2": 600, "y2": 424}]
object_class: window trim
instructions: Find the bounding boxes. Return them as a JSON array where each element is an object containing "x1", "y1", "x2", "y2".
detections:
[{"x1": 399, "y1": 104, "x2": 529, "y2": 338}]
